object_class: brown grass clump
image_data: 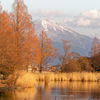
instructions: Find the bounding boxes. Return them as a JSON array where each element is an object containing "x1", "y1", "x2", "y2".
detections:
[{"x1": 16, "y1": 72, "x2": 36, "y2": 88}]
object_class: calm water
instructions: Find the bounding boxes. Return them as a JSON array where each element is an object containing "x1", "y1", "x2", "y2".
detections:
[{"x1": 0, "y1": 81, "x2": 100, "y2": 100}]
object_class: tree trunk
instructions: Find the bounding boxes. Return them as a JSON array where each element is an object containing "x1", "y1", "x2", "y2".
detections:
[
  {"x1": 12, "y1": 68, "x2": 16, "y2": 86},
  {"x1": 39, "y1": 65, "x2": 42, "y2": 73}
]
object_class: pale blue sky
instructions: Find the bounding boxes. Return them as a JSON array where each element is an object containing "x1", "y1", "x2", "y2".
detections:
[
  {"x1": 1, "y1": 0, "x2": 100, "y2": 13},
  {"x1": 1, "y1": 0, "x2": 100, "y2": 38}
]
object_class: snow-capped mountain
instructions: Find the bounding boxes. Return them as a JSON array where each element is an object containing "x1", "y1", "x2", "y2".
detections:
[{"x1": 34, "y1": 17, "x2": 93, "y2": 56}]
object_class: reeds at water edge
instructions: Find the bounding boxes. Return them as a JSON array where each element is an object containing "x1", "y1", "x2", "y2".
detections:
[
  {"x1": 7, "y1": 71, "x2": 100, "y2": 87},
  {"x1": 35, "y1": 72, "x2": 100, "y2": 82}
]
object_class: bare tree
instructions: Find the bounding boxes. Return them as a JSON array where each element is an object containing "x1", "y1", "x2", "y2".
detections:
[
  {"x1": 57, "y1": 40, "x2": 71, "y2": 73},
  {"x1": 38, "y1": 31, "x2": 56, "y2": 73}
]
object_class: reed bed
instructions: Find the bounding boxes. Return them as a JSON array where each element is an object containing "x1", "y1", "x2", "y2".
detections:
[
  {"x1": 35, "y1": 72, "x2": 100, "y2": 82},
  {"x1": 7, "y1": 71, "x2": 100, "y2": 87}
]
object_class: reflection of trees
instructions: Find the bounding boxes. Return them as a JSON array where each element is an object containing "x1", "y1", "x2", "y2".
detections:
[
  {"x1": 11, "y1": 88, "x2": 37, "y2": 100},
  {"x1": 49, "y1": 81, "x2": 100, "y2": 99},
  {"x1": 90, "y1": 82, "x2": 100, "y2": 99},
  {"x1": 0, "y1": 82, "x2": 100, "y2": 100},
  {"x1": 0, "y1": 91, "x2": 12, "y2": 100},
  {"x1": 61, "y1": 82, "x2": 99, "y2": 99},
  {"x1": 90, "y1": 92, "x2": 100, "y2": 99},
  {"x1": 44, "y1": 83, "x2": 50, "y2": 94},
  {"x1": 39, "y1": 82, "x2": 42, "y2": 100},
  {"x1": 34, "y1": 82, "x2": 46, "y2": 100}
]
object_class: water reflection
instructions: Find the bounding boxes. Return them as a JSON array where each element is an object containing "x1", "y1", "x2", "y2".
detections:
[
  {"x1": 44, "y1": 83, "x2": 50, "y2": 93},
  {"x1": 0, "y1": 88, "x2": 37, "y2": 100},
  {"x1": 49, "y1": 81, "x2": 100, "y2": 99},
  {"x1": 0, "y1": 82, "x2": 100, "y2": 100},
  {"x1": 0, "y1": 91, "x2": 12, "y2": 100},
  {"x1": 34, "y1": 81, "x2": 100, "y2": 100},
  {"x1": 12, "y1": 88, "x2": 37, "y2": 100}
]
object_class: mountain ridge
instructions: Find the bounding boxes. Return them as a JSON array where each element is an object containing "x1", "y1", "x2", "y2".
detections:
[{"x1": 34, "y1": 17, "x2": 93, "y2": 56}]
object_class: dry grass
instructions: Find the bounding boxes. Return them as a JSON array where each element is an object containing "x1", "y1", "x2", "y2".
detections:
[
  {"x1": 7, "y1": 71, "x2": 37, "y2": 87},
  {"x1": 16, "y1": 72, "x2": 36, "y2": 88},
  {"x1": 35, "y1": 72, "x2": 100, "y2": 82},
  {"x1": 7, "y1": 71, "x2": 100, "y2": 87}
]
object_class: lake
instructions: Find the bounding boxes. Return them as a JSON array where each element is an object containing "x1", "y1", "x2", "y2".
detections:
[{"x1": 0, "y1": 81, "x2": 100, "y2": 100}]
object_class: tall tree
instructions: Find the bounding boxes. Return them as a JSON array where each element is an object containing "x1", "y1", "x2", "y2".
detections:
[
  {"x1": 0, "y1": 4, "x2": 13, "y2": 75},
  {"x1": 10, "y1": 0, "x2": 40, "y2": 84},
  {"x1": 78, "y1": 57, "x2": 93, "y2": 72},
  {"x1": 89, "y1": 37, "x2": 100, "y2": 57},
  {"x1": 25, "y1": 31, "x2": 41, "y2": 72},
  {"x1": 38, "y1": 31, "x2": 56, "y2": 73},
  {"x1": 88, "y1": 37, "x2": 100, "y2": 71}
]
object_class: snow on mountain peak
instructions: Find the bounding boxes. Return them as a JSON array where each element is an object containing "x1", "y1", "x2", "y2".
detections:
[
  {"x1": 40, "y1": 18, "x2": 59, "y2": 31},
  {"x1": 34, "y1": 17, "x2": 79, "y2": 42},
  {"x1": 37, "y1": 17, "x2": 71, "y2": 32},
  {"x1": 39, "y1": 17, "x2": 56, "y2": 24}
]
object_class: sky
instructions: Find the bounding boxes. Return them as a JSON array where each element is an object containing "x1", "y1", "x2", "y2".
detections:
[{"x1": 1, "y1": 0, "x2": 100, "y2": 38}]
